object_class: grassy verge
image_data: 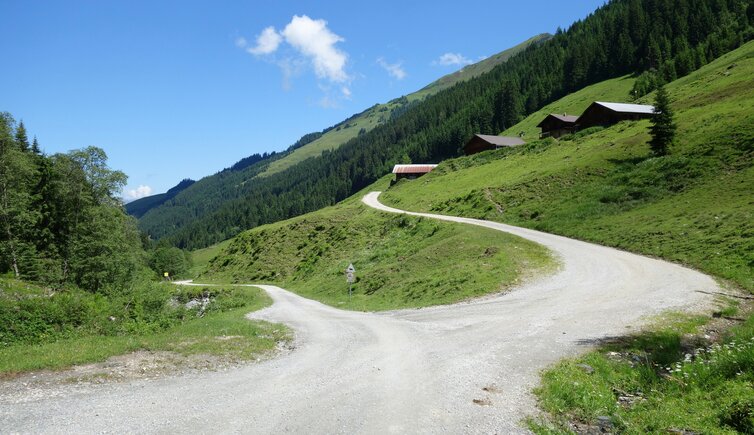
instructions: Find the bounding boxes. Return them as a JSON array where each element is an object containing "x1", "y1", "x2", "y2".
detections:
[
  {"x1": 0, "y1": 279, "x2": 288, "y2": 374},
  {"x1": 530, "y1": 300, "x2": 754, "y2": 433},
  {"x1": 201, "y1": 178, "x2": 555, "y2": 311}
]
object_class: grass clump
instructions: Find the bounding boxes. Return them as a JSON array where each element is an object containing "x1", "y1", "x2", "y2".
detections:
[
  {"x1": 531, "y1": 308, "x2": 754, "y2": 434},
  {"x1": 0, "y1": 278, "x2": 287, "y2": 373},
  {"x1": 201, "y1": 191, "x2": 554, "y2": 311}
]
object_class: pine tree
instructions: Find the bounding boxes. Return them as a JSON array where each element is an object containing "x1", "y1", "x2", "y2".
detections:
[
  {"x1": 15, "y1": 121, "x2": 30, "y2": 152},
  {"x1": 649, "y1": 85, "x2": 676, "y2": 156},
  {"x1": 31, "y1": 136, "x2": 41, "y2": 154}
]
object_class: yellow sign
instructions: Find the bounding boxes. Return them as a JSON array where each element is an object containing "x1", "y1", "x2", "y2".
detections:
[{"x1": 163, "y1": 272, "x2": 169, "y2": 277}]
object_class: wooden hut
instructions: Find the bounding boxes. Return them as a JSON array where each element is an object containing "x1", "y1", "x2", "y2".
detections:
[
  {"x1": 577, "y1": 102, "x2": 655, "y2": 129},
  {"x1": 537, "y1": 114, "x2": 578, "y2": 139},
  {"x1": 463, "y1": 134, "x2": 525, "y2": 155},
  {"x1": 392, "y1": 164, "x2": 438, "y2": 181}
]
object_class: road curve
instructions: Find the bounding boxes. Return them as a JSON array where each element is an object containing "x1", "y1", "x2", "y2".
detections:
[{"x1": 0, "y1": 193, "x2": 718, "y2": 434}]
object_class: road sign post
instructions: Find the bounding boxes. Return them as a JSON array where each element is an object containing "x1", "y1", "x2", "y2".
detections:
[{"x1": 345, "y1": 263, "x2": 355, "y2": 300}]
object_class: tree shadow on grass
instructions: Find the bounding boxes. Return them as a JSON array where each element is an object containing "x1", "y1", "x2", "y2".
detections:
[
  {"x1": 574, "y1": 329, "x2": 702, "y2": 368},
  {"x1": 606, "y1": 155, "x2": 653, "y2": 167}
]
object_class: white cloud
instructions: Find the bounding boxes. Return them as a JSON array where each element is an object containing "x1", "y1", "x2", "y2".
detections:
[
  {"x1": 282, "y1": 15, "x2": 349, "y2": 83},
  {"x1": 239, "y1": 15, "x2": 351, "y2": 101},
  {"x1": 377, "y1": 57, "x2": 406, "y2": 80},
  {"x1": 435, "y1": 52, "x2": 473, "y2": 66},
  {"x1": 248, "y1": 26, "x2": 283, "y2": 55},
  {"x1": 125, "y1": 185, "x2": 152, "y2": 201}
]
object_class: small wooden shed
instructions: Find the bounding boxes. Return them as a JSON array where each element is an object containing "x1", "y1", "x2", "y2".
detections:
[
  {"x1": 577, "y1": 102, "x2": 655, "y2": 130},
  {"x1": 463, "y1": 134, "x2": 525, "y2": 156},
  {"x1": 537, "y1": 114, "x2": 578, "y2": 139},
  {"x1": 392, "y1": 164, "x2": 438, "y2": 181}
]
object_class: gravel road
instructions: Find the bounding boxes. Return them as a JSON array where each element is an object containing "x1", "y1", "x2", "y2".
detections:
[{"x1": 0, "y1": 192, "x2": 718, "y2": 434}]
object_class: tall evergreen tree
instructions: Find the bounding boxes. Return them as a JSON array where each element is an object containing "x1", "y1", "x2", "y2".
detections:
[
  {"x1": 0, "y1": 115, "x2": 39, "y2": 277},
  {"x1": 649, "y1": 85, "x2": 676, "y2": 156},
  {"x1": 15, "y1": 121, "x2": 29, "y2": 152}
]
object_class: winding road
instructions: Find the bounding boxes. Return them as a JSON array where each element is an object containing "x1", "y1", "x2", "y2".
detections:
[{"x1": 1, "y1": 192, "x2": 719, "y2": 433}]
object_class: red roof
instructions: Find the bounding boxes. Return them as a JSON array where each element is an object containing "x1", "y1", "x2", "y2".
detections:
[{"x1": 392, "y1": 164, "x2": 438, "y2": 174}]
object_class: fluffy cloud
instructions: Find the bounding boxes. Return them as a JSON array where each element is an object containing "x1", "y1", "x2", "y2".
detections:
[
  {"x1": 125, "y1": 185, "x2": 152, "y2": 201},
  {"x1": 377, "y1": 57, "x2": 406, "y2": 80},
  {"x1": 240, "y1": 15, "x2": 350, "y2": 92},
  {"x1": 281, "y1": 15, "x2": 349, "y2": 83},
  {"x1": 435, "y1": 52, "x2": 473, "y2": 66},
  {"x1": 247, "y1": 26, "x2": 283, "y2": 55}
]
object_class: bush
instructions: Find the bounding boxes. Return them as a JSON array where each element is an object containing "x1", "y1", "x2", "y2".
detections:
[
  {"x1": 0, "y1": 281, "x2": 257, "y2": 346},
  {"x1": 150, "y1": 246, "x2": 192, "y2": 279}
]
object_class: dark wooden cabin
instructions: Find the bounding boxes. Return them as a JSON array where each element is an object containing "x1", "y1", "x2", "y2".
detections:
[
  {"x1": 537, "y1": 114, "x2": 578, "y2": 139},
  {"x1": 577, "y1": 102, "x2": 655, "y2": 129},
  {"x1": 463, "y1": 134, "x2": 525, "y2": 155},
  {"x1": 392, "y1": 164, "x2": 438, "y2": 181}
]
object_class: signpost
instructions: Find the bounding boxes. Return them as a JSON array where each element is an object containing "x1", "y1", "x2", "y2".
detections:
[{"x1": 345, "y1": 263, "x2": 355, "y2": 300}]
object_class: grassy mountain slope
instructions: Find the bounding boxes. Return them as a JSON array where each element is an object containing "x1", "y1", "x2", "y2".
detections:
[
  {"x1": 382, "y1": 40, "x2": 754, "y2": 291},
  {"x1": 200, "y1": 177, "x2": 554, "y2": 311},
  {"x1": 259, "y1": 34, "x2": 551, "y2": 178},
  {"x1": 413, "y1": 33, "x2": 552, "y2": 101}
]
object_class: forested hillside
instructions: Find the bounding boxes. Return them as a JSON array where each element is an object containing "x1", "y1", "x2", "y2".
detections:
[
  {"x1": 125, "y1": 178, "x2": 195, "y2": 218},
  {"x1": 144, "y1": 0, "x2": 754, "y2": 250}
]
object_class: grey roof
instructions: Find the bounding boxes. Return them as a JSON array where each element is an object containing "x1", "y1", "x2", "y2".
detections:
[
  {"x1": 537, "y1": 113, "x2": 579, "y2": 127},
  {"x1": 594, "y1": 101, "x2": 655, "y2": 114},
  {"x1": 550, "y1": 114, "x2": 579, "y2": 123},
  {"x1": 474, "y1": 134, "x2": 526, "y2": 147}
]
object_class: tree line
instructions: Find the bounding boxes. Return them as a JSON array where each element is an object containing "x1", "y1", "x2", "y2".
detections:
[
  {"x1": 140, "y1": 0, "x2": 754, "y2": 249},
  {"x1": 0, "y1": 114, "x2": 195, "y2": 291}
]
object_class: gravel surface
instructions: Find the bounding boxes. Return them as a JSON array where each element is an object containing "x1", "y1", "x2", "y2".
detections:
[{"x1": 0, "y1": 192, "x2": 718, "y2": 434}]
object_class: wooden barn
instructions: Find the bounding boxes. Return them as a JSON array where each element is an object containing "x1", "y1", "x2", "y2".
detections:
[
  {"x1": 537, "y1": 114, "x2": 578, "y2": 139},
  {"x1": 463, "y1": 134, "x2": 525, "y2": 155},
  {"x1": 392, "y1": 164, "x2": 438, "y2": 181},
  {"x1": 577, "y1": 102, "x2": 655, "y2": 129}
]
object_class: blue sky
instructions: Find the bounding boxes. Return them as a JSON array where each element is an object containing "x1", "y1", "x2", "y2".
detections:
[{"x1": 1, "y1": 0, "x2": 606, "y2": 200}]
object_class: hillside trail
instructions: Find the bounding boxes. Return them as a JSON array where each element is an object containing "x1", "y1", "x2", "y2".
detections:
[{"x1": 0, "y1": 192, "x2": 718, "y2": 434}]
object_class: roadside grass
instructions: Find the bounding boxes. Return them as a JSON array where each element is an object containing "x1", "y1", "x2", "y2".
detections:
[
  {"x1": 0, "y1": 281, "x2": 288, "y2": 374},
  {"x1": 530, "y1": 301, "x2": 754, "y2": 434},
  {"x1": 382, "y1": 41, "x2": 754, "y2": 292},
  {"x1": 200, "y1": 176, "x2": 555, "y2": 311}
]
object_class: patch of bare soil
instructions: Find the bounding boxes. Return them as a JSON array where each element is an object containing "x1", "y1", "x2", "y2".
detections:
[{"x1": 0, "y1": 350, "x2": 251, "y2": 404}]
